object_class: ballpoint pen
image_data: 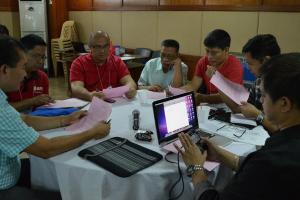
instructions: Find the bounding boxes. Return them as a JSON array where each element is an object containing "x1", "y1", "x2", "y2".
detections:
[{"x1": 216, "y1": 124, "x2": 226, "y2": 131}]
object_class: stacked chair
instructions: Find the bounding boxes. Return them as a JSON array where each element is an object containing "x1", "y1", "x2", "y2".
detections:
[{"x1": 51, "y1": 21, "x2": 79, "y2": 80}]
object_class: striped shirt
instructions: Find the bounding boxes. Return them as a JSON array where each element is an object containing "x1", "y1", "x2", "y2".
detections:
[{"x1": 0, "y1": 89, "x2": 38, "y2": 190}]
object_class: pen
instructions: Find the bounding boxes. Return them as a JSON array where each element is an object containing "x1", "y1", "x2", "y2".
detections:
[{"x1": 216, "y1": 124, "x2": 226, "y2": 131}]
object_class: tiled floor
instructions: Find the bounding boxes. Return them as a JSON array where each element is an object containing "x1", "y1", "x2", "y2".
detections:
[{"x1": 49, "y1": 76, "x2": 69, "y2": 100}]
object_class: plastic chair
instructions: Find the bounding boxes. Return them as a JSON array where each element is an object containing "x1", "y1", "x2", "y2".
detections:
[{"x1": 51, "y1": 21, "x2": 79, "y2": 77}]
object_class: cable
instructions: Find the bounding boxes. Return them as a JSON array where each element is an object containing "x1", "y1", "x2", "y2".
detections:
[
  {"x1": 168, "y1": 152, "x2": 184, "y2": 200},
  {"x1": 164, "y1": 152, "x2": 177, "y2": 164}
]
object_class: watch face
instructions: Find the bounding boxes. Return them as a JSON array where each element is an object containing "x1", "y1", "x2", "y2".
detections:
[{"x1": 186, "y1": 165, "x2": 194, "y2": 176}]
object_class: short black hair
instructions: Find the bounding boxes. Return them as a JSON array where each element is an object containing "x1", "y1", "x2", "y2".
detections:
[
  {"x1": 20, "y1": 34, "x2": 46, "y2": 50},
  {"x1": 161, "y1": 39, "x2": 180, "y2": 52},
  {"x1": 260, "y1": 53, "x2": 300, "y2": 108},
  {"x1": 242, "y1": 34, "x2": 281, "y2": 63},
  {"x1": 204, "y1": 29, "x2": 231, "y2": 50},
  {"x1": 0, "y1": 35, "x2": 25, "y2": 68},
  {"x1": 0, "y1": 24, "x2": 9, "y2": 36}
]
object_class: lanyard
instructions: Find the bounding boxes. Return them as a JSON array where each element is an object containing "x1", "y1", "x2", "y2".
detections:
[
  {"x1": 96, "y1": 64, "x2": 111, "y2": 91},
  {"x1": 19, "y1": 80, "x2": 36, "y2": 100}
]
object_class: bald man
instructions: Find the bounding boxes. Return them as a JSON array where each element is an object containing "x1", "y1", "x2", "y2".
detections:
[{"x1": 70, "y1": 31, "x2": 137, "y2": 101}]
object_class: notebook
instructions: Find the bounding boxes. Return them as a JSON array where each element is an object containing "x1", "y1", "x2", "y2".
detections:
[{"x1": 152, "y1": 91, "x2": 231, "y2": 148}]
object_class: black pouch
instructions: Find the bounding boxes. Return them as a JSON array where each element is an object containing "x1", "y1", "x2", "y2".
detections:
[{"x1": 78, "y1": 137, "x2": 162, "y2": 177}]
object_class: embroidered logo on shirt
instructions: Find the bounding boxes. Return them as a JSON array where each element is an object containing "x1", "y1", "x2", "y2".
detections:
[{"x1": 33, "y1": 86, "x2": 44, "y2": 94}]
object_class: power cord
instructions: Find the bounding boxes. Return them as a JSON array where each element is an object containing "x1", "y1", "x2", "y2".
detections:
[
  {"x1": 168, "y1": 152, "x2": 184, "y2": 200},
  {"x1": 164, "y1": 152, "x2": 177, "y2": 164}
]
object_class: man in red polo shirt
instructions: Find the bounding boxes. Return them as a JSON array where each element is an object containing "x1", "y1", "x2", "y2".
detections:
[
  {"x1": 70, "y1": 31, "x2": 137, "y2": 101},
  {"x1": 182, "y1": 29, "x2": 243, "y2": 104},
  {"x1": 6, "y1": 34, "x2": 53, "y2": 112}
]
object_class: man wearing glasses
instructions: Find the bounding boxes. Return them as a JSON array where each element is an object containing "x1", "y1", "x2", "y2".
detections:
[
  {"x1": 182, "y1": 29, "x2": 243, "y2": 104},
  {"x1": 6, "y1": 34, "x2": 53, "y2": 112},
  {"x1": 138, "y1": 39, "x2": 187, "y2": 92},
  {"x1": 70, "y1": 31, "x2": 137, "y2": 101}
]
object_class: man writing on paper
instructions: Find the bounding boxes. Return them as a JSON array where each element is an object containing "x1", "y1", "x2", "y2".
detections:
[
  {"x1": 6, "y1": 34, "x2": 54, "y2": 112},
  {"x1": 70, "y1": 31, "x2": 137, "y2": 101},
  {"x1": 138, "y1": 39, "x2": 188, "y2": 92},
  {"x1": 181, "y1": 29, "x2": 243, "y2": 104},
  {"x1": 0, "y1": 36, "x2": 110, "y2": 199},
  {"x1": 176, "y1": 53, "x2": 300, "y2": 200},
  {"x1": 221, "y1": 34, "x2": 280, "y2": 133}
]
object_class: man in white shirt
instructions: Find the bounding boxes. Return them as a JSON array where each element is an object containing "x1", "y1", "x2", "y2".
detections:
[{"x1": 138, "y1": 39, "x2": 188, "y2": 92}]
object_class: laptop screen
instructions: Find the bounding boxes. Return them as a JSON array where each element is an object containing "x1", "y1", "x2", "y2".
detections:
[{"x1": 152, "y1": 92, "x2": 198, "y2": 145}]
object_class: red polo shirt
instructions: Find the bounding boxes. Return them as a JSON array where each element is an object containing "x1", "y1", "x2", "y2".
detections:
[
  {"x1": 70, "y1": 53, "x2": 130, "y2": 92},
  {"x1": 195, "y1": 55, "x2": 243, "y2": 94},
  {"x1": 6, "y1": 70, "x2": 49, "y2": 102}
]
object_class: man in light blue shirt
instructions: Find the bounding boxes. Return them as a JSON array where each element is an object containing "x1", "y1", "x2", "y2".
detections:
[
  {"x1": 138, "y1": 39, "x2": 188, "y2": 92},
  {"x1": 0, "y1": 36, "x2": 111, "y2": 199}
]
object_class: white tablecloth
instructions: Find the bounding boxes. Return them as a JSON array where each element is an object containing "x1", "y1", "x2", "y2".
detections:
[{"x1": 30, "y1": 91, "x2": 259, "y2": 200}]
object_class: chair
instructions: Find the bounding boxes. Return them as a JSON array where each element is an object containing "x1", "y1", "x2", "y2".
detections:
[
  {"x1": 230, "y1": 52, "x2": 255, "y2": 89},
  {"x1": 127, "y1": 48, "x2": 152, "y2": 69},
  {"x1": 51, "y1": 21, "x2": 79, "y2": 78},
  {"x1": 151, "y1": 50, "x2": 161, "y2": 59},
  {"x1": 133, "y1": 48, "x2": 152, "y2": 64}
]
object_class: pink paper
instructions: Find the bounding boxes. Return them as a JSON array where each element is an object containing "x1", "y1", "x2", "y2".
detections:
[
  {"x1": 162, "y1": 140, "x2": 219, "y2": 171},
  {"x1": 147, "y1": 91, "x2": 166, "y2": 99},
  {"x1": 168, "y1": 86, "x2": 186, "y2": 96},
  {"x1": 41, "y1": 98, "x2": 88, "y2": 108},
  {"x1": 66, "y1": 97, "x2": 112, "y2": 134},
  {"x1": 103, "y1": 85, "x2": 130, "y2": 98},
  {"x1": 210, "y1": 71, "x2": 249, "y2": 105}
]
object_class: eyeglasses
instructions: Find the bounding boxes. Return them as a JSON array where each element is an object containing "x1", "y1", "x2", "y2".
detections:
[
  {"x1": 160, "y1": 53, "x2": 177, "y2": 61},
  {"x1": 216, "y1": 124, "x2": 247, "y2": 138},
  {"x1": 29, "y1": 53, "x2": 47, "y2": 60},
  {"x1": 90, "y1": 44, "x2": 110, "y2": 50},
  {"x1": 205, "y1": 49, "x2": 224, "y2": 57},
  {"x1": 233, "y1": 129, "x2": 246, "y2": 138}
]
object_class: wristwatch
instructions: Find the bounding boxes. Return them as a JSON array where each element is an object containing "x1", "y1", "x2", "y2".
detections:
[
  {"x1": 256, "y1": 112, "x2": 264, "y2": 125},
  {"x1": 186, "y1": 164, "x2": 204, "y2": 177}
]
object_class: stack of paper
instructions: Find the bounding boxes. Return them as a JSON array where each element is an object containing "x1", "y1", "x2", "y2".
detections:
[
  {"x1": 147, "y1": 91, "x2": 167, "y2": 99},
  {"x1": 103, "y1": 85, "x2": 130, "y2": 98},
  {"x1": 210, "y1": 71, "x2": 249, "y2": 105},
  {"x1": 168, "y1": 86, "x2": 186, "y2": 96},
  {"x1": 66, "y1": 97, "x2": 112, "y2": 134}
]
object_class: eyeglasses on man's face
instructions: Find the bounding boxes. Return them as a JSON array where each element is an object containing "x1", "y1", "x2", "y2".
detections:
[
  {"x1": 160, "y1": 53, "x2": 177, "y2": 61},
  {"x1": 28, "y1": 52, "x2": 47, "y2": 60},
  {"x1": 90, "y1": 43, "x2": 110, "y2": 50},
  {"x1": 205, "y1": 48, "x2": 225, "y2": 57}
]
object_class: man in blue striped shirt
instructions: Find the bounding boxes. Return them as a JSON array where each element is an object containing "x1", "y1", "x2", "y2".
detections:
[{"x1": 0, "y1": 36, "x2": 110, "y2": 199}]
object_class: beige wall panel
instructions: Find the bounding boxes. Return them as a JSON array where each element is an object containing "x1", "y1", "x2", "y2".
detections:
[
  {"x1": 92, "y1": 11, "x2": 122, "y2": 45},
  {"x1": 0, "y1": 11, "x2": 20, "y2": 38},
  {"x1": 69, "y1": 11, "x2": 93, "y2": 43},
  {"x1": 11, "y1": 12, "x2": 20, "y2": 38},
  {"x1": 258, "y1": 12, "x2": 300, "y2": 53},
  {"x1": 157, "y1": 11, "x2": 202, "y2": 55},
  {"x1": 201, "y1": 11, "x2": 258, "y2": 55},
  {"x1": 122, "y1": 11, "x2": 158, "y2": 49}
]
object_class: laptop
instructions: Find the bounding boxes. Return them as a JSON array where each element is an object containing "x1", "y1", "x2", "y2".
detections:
[{"x1": 152, "y1": 91, "x2": 231, "y2": 149}]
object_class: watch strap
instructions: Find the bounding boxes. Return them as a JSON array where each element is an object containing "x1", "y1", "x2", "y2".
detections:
[{"x1": 186, "y1": 164, "x2": 204, "y2": 177}]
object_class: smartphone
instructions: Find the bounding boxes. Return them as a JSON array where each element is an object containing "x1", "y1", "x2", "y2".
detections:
[{"x1": 104, "y1": 98, "x2": 116, "y2": 103}]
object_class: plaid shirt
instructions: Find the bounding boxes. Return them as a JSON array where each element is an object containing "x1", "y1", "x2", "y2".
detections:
[
  {"x1": 0, "y1": 89, "x2": 38, "y2": 190},
  {"x1": 248, "y1": 78, "x2": 262, "y2": 110}
]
